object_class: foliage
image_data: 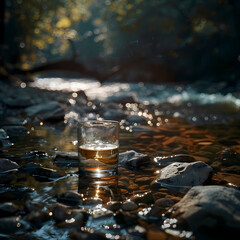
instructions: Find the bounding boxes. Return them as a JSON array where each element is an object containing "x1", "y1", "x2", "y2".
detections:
[{"x1": 2, "y1": 0, "x2": 240, "y2": 81}]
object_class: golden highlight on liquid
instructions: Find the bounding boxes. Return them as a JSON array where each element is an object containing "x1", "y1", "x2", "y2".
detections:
[{"x1": 79, "y1": 144, "x2": 119, "y2": 169}]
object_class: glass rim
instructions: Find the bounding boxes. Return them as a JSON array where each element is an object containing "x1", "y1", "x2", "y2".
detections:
[{"x1": 78, "y1": 120, "x2": 119, "y2": 127}]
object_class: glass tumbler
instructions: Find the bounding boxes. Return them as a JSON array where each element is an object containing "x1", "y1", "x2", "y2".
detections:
[{"x1": 77, "y1": 120, "x2": 119, "y2": 179}]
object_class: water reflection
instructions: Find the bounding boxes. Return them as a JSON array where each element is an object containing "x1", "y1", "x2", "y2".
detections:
[{"x1": 78, "y1": 175, "x2": 121, "y2": 204}]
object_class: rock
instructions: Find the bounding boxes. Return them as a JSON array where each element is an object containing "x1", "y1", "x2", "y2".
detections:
[
  {"x1": 168, "y1": 186, "x2": 240, "y2": 239},
  {"x1": 106, "y1": 201, "x2": 122, "y2": 211},
  {"x1": 0, "y1": 158, "x2": 19, "y2": 173},
  {"x1": 83, "y1": 197, "x2": 102, "y2": 206},
  {"x1": 25, "y1": 200, "x2": 43, "y2": 212},
  {"x1": 122, "y1": 200, "x2": 138, "y2": 211},
  {"x1": 154, "y1": 154, "x2": 195, "y2": 166},
  {"x1": 25, "y1": 101, "x2": 65, "y2": 121},
  {"x1": 92, "y1": 209, "x2": 113, "y2": 219},
  {"x1": 3, "y1": 96, "x2": 34, "y2": 108},
  {"x1": 21, "y1": 150, "x2": 48, "y2": 160},
  {"x1": 130, "y1": 192, "x2": 154, "y2": 204},
  {"x1": 0, "y1": 139, "x2": 12, "y2": 147},
  {"x1": 0, "y1": 202, "x2": 20, "y2": 217},
  {"x1": 54, "y1": 151, "x2": 79, "y2": 167},
  {"x1": 51, "y1": 203, "x2": 71, "y2": 223},
  {"x1": 69, "y1": 231, "x2": 107, "y2": 240},
  {"x1": 31, "y1": 167, "x2": 63, "y2": 182},
  {"x1": 57, "y1": 191, "x2": 83, "y2": 206},
  {"x1": 0, "y1": 216, "x2": 31, "y2": 234},
  {"x1": 25, "y1": 209, "x2": 51, "y2": 228},
  {"x1": 58, "y1": 210, "x2": 84, "y2": 228},
  {"x1": 126, "y1": 115, "x2": 147, "y2": 125},
  {"x1": 3, "y1": 126, "x2": 28, "y2": 137},
  {"x1": 215, "y1": 148, "x2": 240, "y2": 166},
  {"x1": 0, "y1": 129, "x2": 8, "y2": 139},
  {"x1": 155, "y1": 198, "x2": 175, "y2": 208},
  {"x1": 119, "y1": 150, "x2": 151, "y2": 169},
  {"x1": 155, "y1": 161, "x2": 212, "y2": 187},
  {"x1": 0, "y1": 172, "x2": 14, "y2": 184}
]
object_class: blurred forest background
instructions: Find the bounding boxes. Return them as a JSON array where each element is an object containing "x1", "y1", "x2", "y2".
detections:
[{"x1": 0, "y1": 0, "x2": 240, "y2": 83}]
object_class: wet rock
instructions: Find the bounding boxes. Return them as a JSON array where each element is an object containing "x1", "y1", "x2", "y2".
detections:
[
  {"x1": 92, "y1": 209, "x2": 113, "y2": 219},
  {"x1": 155, "y1": 161, "x2": 212, "y2": 187},
  {"x1": 130, "y1": 191, "x2": 154, "y2": 204},
  {"x1": 0, "y1": 216, "x2": 31, "y2": 234},
  {"x1": 20, "y1": 162, "x2": 42, "y2": 173},
  {"x1": 0, "y1": 172, "x2": 14, "y2": 184},
  {"x1": 25, "y1": 209, "x2": 51, "y2": 228},
  {"x1": 119, "y1": 150, "x2": 151, "y2": 169},
  {"x1": 0, "y1": 202, "x2": 20, "y2": 217},
  {"x1": 154, "y1": 154, "x2": 195, "y2": 166},
  {"x1": 83, "y1": 197, "x2": 102, "y2": 206},
  {"x1": 54, "y1": 151, "x2": 79, "y2": 167},
  {"x1": 21, "y1": 150, "x2": 48, "y2": 160},
  {"x1": 215, "y1": 148, "x2": 240, "y2": 166},
  {"x1": 122, "y1": 200, "x2": 138, "y2": 211},
  {"x1": 57, "y1": 191, "x2": 83, "y2": 206},
  {"x1": 138, "y1": 206, "x2": 163, "y2": 221},
  {"x1": 3, "y1": 96, "x2": 34, "y2": 108},
  {"x1": 2, "y1": 126, "x2": 28, "y2": 137},
  {"x1": 31, "y1": 167, "x2": 63, "y2": 182},
  {"x1": 58, "y1": 211, "x2": 84, "y2": 228},
  {"x1": 0, "y1": 129, "x2": 8, "y2": 139},
  {"x1": 0, "y1": 129, "x2": 11, "y2": 147},
  {"x1": 25, "y1": 101, "x2": 65, "y2": 121},
  {"x1": 25, "y1": 200, "x2": 43, "y2": 212},
  {"x1": 106, "y1": 201, "x2": 122, "y2": 212},
  {"x1": 155, "y1": 198, "x2": 175, "y2": 208},
  {"x1": 0, "y1": 158, "x2": 19, "y2": 172},
  {"x1": 168, "y1": 186, "x2": 240, "y2": 239},
  {"x1": 51, "y1": 203, "x2": 71, "y2": 223},
  {"x1": 126, "y1": 115, "x2": 147, "y2": 125},
  {"x1": 115, "y1": 209, "x2": 138, "y2": 225}
]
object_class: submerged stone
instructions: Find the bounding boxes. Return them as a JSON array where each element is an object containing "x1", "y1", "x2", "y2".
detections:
[
  {"x1": 155, "y1": 161, "x2": 212, "y2": 187},
  {"x1": 119, "y1": 150, "x2": 150, "y2": 169},
  {"x1": 0, "y1": 202, "x2": 20, "y2": 217},
  {"x1": 57, "y1": 191, "x2": 83, "y2": 206},
  {"x1": 51, "y1": 203, "x2": 71, "y2": 223},
  {"x1": 3, "y1": 126, "x2": 28, "y2": 137}
]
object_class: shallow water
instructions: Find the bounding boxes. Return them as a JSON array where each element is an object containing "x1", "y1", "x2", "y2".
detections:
[{"x1": 0, "y1": 77, "x2": 239, "y2": 239}]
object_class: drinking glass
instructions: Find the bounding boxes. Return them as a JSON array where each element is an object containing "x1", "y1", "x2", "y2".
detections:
[{"x1": 77, "y1": 120, "x2": 119, "y2": 179}]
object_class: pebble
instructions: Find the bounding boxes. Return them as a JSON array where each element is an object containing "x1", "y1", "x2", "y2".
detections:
[
  {"x1": 106, "y1": 201, "x2": 122, "y2": 211},
  {"x1": 122, "y1": 200, "x2": 138, "y2": 211},
  {"x1": 25, "y1": 210, "x2": 51, "y2": 228},
  {"x1": 155, "y1": 198, "x2": 175, "y2": 208},
  {"x1": 51, "y1": 203, "x2": 71, "y2": 223},
  {"x1": 57, "y1": 191, "x2": 83, "y2": 206},
  {"x1": 130, "y1": 192, "x2": 154, "y2": 204}
]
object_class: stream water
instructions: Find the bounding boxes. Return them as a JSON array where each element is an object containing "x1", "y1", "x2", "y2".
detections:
[{"x1": 0, "y1": 76, "x2": 239, "y2": 239}]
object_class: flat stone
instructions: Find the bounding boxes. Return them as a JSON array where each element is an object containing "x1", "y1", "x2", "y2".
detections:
[
  {"x1": 119, "y1": 150, "x2": 150, "y2": 169},
  {"x1": 155, "y1": 161, "x2": 212, "y2": 187},
  {"x1": 25, "y1": 101, "x2": 65, "y2": 121},
  {"x1": 0, "y1": 158, "x2": 19, "y2": 173},
  {"x1": 168, "y1": 186, "x2": 240, "y2": 238},
  {"x1": 3, "y1": 126, "x2": 28, "y2": 137},
  {"x1": 122, "y1": 200, "x2": 138, "y2": 211},
  {"x1": 54, "y1": 151, "x2": 79, "y2": 167}
]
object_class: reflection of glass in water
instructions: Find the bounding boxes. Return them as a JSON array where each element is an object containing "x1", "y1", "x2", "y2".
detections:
[
  {"x1": 79, "y1": 143, "x2": 118, "y2": 178},
  {"x1": 78, "y1": 175, "x2": 121, "y2": 203}
]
